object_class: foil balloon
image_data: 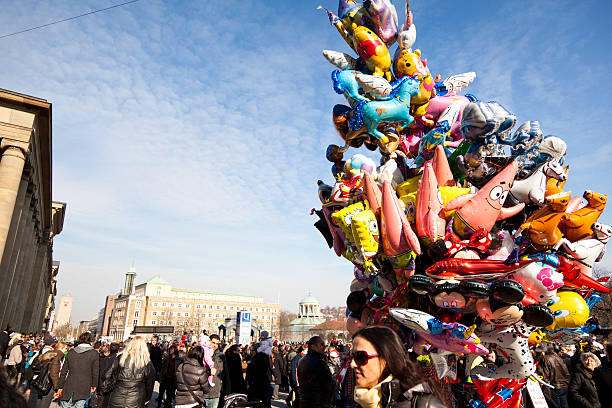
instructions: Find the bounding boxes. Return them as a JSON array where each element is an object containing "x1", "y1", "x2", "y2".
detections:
[
  {"x1": 416, "y1": 163, "x2": 446, "y2": 245},
  {"x1": 390, "y1": 308, "x2": 489, "y2": 355},
  {"x1": 562, "y1": 190, "x2": 608, "y2": 242},
  {"x1": 554, "y1": 222, "x2": 612, "y2": 277},
  {"x1": 332, "y1": 202, "x2": 367, "y2": 245},
  {"x1": 352, "y1": 25, "x2": 393, "y2": 80},
  {"x1": 445, "y1": 161, "x2": 524, "y2": 239},
  {"x1": 351, "y1": 74, "x2": 420, "y2": 144},
  {"x1": 392, "y1": 48, "x2": 434, "y2": 119},
  {"x1": 471, "y1": 322, "x2": 537, "y2": 380},
  {"x1": 512, "y1": 261, "x2": 564, "y2": 305},
  {"x1": 507, "y1": 160, "x2": 567, "y2": 206},
  {"x1": 380, "y1": 180, "x2": 422, "y2": 259},
  {"x1": 517, "y1": 191, "x2": 572, "y2": 249},
  {"x1": 545, "y1": 291, "x2": 590, "y2": 331}
]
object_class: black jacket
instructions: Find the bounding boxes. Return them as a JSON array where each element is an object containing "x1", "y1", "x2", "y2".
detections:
[
  {"x1": 58, "y1": 344, "x2": 100, "y2": 401},
  {"x1": 379, "y1": 379, "x2": 446, "y2": 408},
  {"x1": 175, "y1": 357, "x2": 211, "y2": 406},
  {"x1": 0, "y1": 330, "x2": 9, "y2": 358},
  {"x1": 272, "y1": 353, "x2": 283, "y2": 385},
  {"x1": 594, "y1": 360, "x2": 612, "y2": 408},
  {"x1": 102, "y1": 357, "x2": 155, "y2": 408},
  {"x1": 203, "y1": 349, "x2": 230, "y2": 398},
  {"x1": 297, "y1": 349, "x2": 335, "y2": 408},
  {"x1": 148, "y1": 344, "x2": 162, "y2": 374},
  {"x1": 569, "y1": 364, "x2": 601, "y2": 408},
  {"x1": 225, "y1": 351, "x2": 246, "y2": 394},
  {"x1": 246, "y1": 352, "x2": 273, "y2": 401},
  {"x1": 98, "y1": 353, "x2": 118, "y2": 392}
]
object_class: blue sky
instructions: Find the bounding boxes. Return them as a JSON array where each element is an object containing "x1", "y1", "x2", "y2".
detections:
[{"x1": 1, "y1": 0, "x2": 611, "y2": 324}]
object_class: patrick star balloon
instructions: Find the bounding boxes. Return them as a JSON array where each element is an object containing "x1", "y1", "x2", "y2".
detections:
[
  {"x1": 416, "y1": 163, "x2": 446, "y2": 245},
  {"x1": 445, "y1": 161, "x2": 525, "y2": 239},
  {"x1": 380, "y1": 180, "x2": 422, "y2": 261}
]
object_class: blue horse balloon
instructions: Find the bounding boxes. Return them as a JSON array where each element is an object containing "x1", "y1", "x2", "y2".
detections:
[{"x1": 348, "y1": 74, "x2": 420, "y2": 143}]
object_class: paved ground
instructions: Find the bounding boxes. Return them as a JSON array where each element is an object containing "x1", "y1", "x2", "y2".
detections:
[{"x1": 149, "y1": 383, "x2": 291, "y2": 407}]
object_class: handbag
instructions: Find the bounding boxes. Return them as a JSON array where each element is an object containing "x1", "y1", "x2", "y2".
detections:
[
  {"x1": 30, "y1": 365, "x2": 53, "y2": 396},
  {"x1": 100, "y1": 359, "x2": 119, "y2": 394}
]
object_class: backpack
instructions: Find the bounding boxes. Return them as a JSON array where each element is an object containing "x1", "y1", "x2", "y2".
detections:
[{"x1": 30, "y1": 364, "x2": 53, "y2": 396}]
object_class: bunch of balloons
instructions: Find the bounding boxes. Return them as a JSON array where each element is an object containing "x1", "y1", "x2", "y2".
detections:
[{"x1": 311, "y1": 0, "x2": 611, "y2": 404}]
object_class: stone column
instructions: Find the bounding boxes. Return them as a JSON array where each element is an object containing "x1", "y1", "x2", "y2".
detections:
[
  {"x1": 0, "y1": 179, "x2": 31, "y2": 327},
  {"x1": 0, "y1": 143, "x2": 28, "y2": 258},
  {"x1": 5, "y1": 200, "x2": 34, "y2": 328}
]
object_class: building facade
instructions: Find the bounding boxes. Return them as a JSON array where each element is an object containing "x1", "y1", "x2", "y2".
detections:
[
  {"x1": 107, "y1": 270, "x2": 280, "y2": 341},
  {"x1": 0, "y1": 89, "x2": 66, "y2": 333},
  {"x1": 52, "y1": 295, "x2": 73, "y2": 333}
]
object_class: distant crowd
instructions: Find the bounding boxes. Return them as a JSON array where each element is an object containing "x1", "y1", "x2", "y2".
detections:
[{"x1": 2, "y1": 324, "x2": 612, "y2": 408}]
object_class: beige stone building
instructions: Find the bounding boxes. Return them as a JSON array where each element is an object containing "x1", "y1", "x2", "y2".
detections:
[
  {"x1": 51, "y1": 295, "x2": 73, "y2": 333},
  {"x1": 0, "y1": 89, "x2": 66, "y2": 333},
  {"x1": 107, "y1": 269, "x2": 280, "y2": 341}
]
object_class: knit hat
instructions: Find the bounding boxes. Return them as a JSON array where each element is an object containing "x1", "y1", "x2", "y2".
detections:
[
  {"x1": 329, "y1": 350, "x2": 339, "y2": 358},
  {"x1": 260, "y1": 330, "x2": 270, "y2": 339}
]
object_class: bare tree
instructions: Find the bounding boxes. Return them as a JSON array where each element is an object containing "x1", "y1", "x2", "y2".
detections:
[
  {"x1": 279, "y1": 310, "x2": 296, "y2": 341},
  {"x1": 55, "y1": 322, "x2": 72, "y2": 340},
  {"x1": 591, "y1": 266, "x2": 612, "y2": 339}
]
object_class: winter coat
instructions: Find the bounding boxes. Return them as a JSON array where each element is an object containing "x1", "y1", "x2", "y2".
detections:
[
  {"x1": 58, "y1": 344, "x2": 99, "y2": 402},
  {"x1": 148, "y1": 344, "x2": 163, "y2": 375},
  {"x1": 290, "y1": 354, "x2": 302, "y2": 387},
  {"x1": 594, "y1": 360, "x2": 612, "y2": 408},
  {"x1": 246, "y1": 352, "x2": 273, "y2": 401},
  {"x1": 0, "y1": 330, "x2": 9, "y2": 358},
  {"x1": 160, "y1": 351, "x2": 178, "y2": 380},
  {"x1": 98, "y1": 353, "x2": 118, "y2": 391},
  {"x1": 38, "y1": 349, "x2": 65, "y2": 390},
  {"x1": 379, "y1": 379, "x2": 446, "y2": 408},
  {"x1": 272, "y1": 353, "x2": 283, "y2": 385},
  {"x1": 102, "y1": 357, "x2": 155, "y2": 408},
  {"x1": 6, "y1": 343, "x2": 23, "y2": 366},
  {"x1": 225, "y1": 351, "x2": 246, "y2": 394},
  {"x1": 175, "y1": 357, "x2": 211, "y2": 406},
  {"x1": 297, "y1": 349, "x2": 335, "y2": 408},
  {"x1": 537, "y1": 353, "x2": 570, "y2": 389},
  {"x1": 568, "y1": 364, "x2": 601, "y2": 408},
  {"x1": 202, "y1": 349, "x2": 230, "y2": 398}
]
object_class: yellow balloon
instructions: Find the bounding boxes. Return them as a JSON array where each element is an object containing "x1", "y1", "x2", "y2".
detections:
[
  {"x1": 331, "y1": 201, "x2": 368, "y2": 244},
  {"x1": 351, "y1": 209, "x2": 379, "y2": 258},
  {"x1": 546, "y1": 291, "x2": 590, "y2": 331}
]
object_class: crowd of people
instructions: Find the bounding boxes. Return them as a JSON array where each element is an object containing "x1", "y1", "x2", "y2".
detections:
[{"x1": 1, "y1": 323, "x2": 612, "y2": 408}]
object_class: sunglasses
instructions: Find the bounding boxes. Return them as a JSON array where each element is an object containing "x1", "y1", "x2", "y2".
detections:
[{"x1": 352, "y1": 350, "x2": 379, "y2": 366}]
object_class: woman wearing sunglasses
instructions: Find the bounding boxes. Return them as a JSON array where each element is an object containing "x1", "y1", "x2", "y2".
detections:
[{"x1": 350, "y1": 326, "x2": 446, "y2": 408}]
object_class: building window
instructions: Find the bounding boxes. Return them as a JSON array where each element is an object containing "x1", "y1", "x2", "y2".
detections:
[
  {"x1": 169, "y1": 312, "x2": 173, "y2": 316},
  {"x1": 177, "y1": 312, "x2": 182, "y2": 317},
  {"x1": 196, "y1": 305, "x2": 200, "y2": 309},
  {"x1": 168, "y1": 320, "x2": 172, "y2": 325},
  {"x1": 133, "y1": 319, "x2": 138, "y2": 327},
  {"x1": 156, "y1": 290, "x2": 161, "y2": 296},
  {"x1": 171, "y1": 303, "x2": 175, "y2": 307},
  {"x1": 216, "y1": 306, "x2": 220, "y2": 310},
  {"x1": 161, "y1": 311, "x2": 165, "y2": 315},
  {"x1": 162, "y1": 302, "x2": 166, "y2": 307},
  {"x1": 151, "y1": 320, "x2": 157, "y2": 325},
  {"x1": 153, "y1": 302, "x2": 158, "y2": 307},
  {"x1": 135, "y1": 301, "x2": 141, "y2": 308},
  {"x1": 152, "y1": 312, "x2": 157, "y2": 316},
  {"x1": 134, "y1": 311, "x2": 139, "y2": 317},
  {"x1": 178, "y1": 304, "x2": 182, "y2": 308},
  {"x1": 184, "y1": 312, "x2": 189, "y2": 317},
  {"x1": 230, "y1": 306, "x2": 234, "y2": 310}
]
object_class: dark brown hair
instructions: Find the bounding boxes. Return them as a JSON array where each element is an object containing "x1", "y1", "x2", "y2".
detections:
[{"x1": 353, "y1": 326, "x2": 446, "y2": 402}]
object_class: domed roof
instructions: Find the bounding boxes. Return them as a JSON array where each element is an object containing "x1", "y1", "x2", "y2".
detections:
[{"x1": 299, "y1": 294, "x2": 319, "y2": 304}]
